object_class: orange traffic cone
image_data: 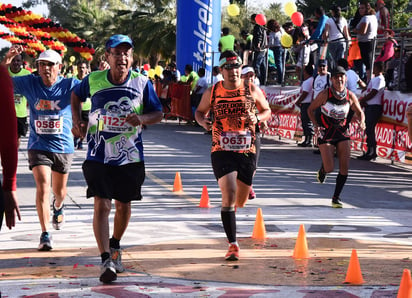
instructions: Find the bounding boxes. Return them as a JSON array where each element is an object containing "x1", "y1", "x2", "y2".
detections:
[
  {"x1": 251, "y1": 208, "x2": 267, "y2": 239},
  {"x1": 344, "y1": 249, "x2": 365, "y2": 284},
  {"x1": 199, "y1": 185, "x2": 210, "y2": 208},
  {"x1": 397, "y1": 269, "x2": 412, "y2": 298},
  {"x1": 293, "y1": 224, "x2": 309, "y2": 259},
  {"x1": 173, "y1": 172, "x2": 183, "y2": 192}
]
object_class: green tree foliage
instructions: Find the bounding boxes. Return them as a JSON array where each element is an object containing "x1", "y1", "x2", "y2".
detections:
[{"x1": 116, "y1": 0, "x2": 176, "y2": 67}]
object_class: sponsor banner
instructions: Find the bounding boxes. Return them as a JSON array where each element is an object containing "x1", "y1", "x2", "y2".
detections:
[
  {"x1": 263, "y1": 86, "x2": 412, "y2": 163},
  {"x1": 176, "y1": 0, "x2": 221, "y2": 84}
]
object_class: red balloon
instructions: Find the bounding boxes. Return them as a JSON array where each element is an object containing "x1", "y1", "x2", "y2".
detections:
[
  {"x1": 143, "y1": 63, "x2": 150, "y2": 71},
  {"x1": 255, "y1": 14, "x2": 266, "y2": 26},
  {"x1": 291, "y1": 12, "x2": 304, "y2": 27}
]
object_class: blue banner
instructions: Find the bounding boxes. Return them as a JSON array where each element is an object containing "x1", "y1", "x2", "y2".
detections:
[{"x1": 176, "y1": 0, "x2": 221, "y2": 84}]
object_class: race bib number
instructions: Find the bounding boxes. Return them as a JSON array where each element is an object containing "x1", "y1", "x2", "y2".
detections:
[
  {"x1": 98, "y1": 115, "x2": 133, "y2": 133},
  {"x1": 35, "y1": 115, "x2": 63, "y2": 134},
  {"x1": 220, "y1": 131, "x2": 252, "y2": 151}
]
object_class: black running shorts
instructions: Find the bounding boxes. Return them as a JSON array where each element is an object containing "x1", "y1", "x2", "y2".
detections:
[
  {"x1": 211, "y1": 151, "x2": 256, "y2": 186},
  {"x1": 82, "y1": 160, "x2": 145, "y2": 203}
]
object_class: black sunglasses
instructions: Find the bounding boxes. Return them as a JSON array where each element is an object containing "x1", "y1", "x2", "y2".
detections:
[{"x1": 222, "y1": 63, "x2": 242, "y2": 70}]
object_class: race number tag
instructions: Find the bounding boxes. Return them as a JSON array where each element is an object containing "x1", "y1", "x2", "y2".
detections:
[
  {"x1": 98, "y1": 115, "x2": 133, "y2": 133},
  {"x1": 34, "y1": 115, "x2": 63, "y2": 134},
  {"x1": 220, "y1": 131, "x2": 252, "y2": 151}
]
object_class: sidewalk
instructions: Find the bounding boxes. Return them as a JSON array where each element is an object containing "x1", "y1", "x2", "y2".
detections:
[{"x1": 1, "y1": 120, "x2": 411, "y2": 297}]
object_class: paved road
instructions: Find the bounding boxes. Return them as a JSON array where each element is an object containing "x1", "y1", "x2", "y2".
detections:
[{"x1": 1, "y1": 120, "x2": 412, "y2": 297}]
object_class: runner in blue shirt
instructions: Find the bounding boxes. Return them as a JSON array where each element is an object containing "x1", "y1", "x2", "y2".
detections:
[{"x1": 2, "y1": 46, "x2": 80, "y2": 251}]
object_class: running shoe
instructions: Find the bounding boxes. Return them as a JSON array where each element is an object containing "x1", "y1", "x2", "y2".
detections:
[
  {"x1": 248, "y1": 186, "x2": 256, "y2": 200},
  {"x1": 38, "y1": 232, "x2": 53, "y2": 251},
  {"x1": 317, "y1": 167, "x2": 326, "y2": 184},
  {"x1": 52, "y1": 199, "x2": 65, "y2": 230},
  {"x1": 110, "y1": 247, "x2": 125, "y2": 273},
  {"x1": 332, "y1": 197, "x2": 343, "y2": 208},
  {"x1": 99, "y1": 259, "x2": 117, "y2": 284},
  {"x1": 225, "y1": 243, "x2": 239, "y2": 261}
]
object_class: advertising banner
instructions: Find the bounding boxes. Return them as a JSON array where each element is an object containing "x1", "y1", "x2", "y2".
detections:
[
  {"x1": 176, "y1": 0, "x2": 221, "y2": 84},
  {"x1": 263, "y1": 86, "x2": 412, "y2": 163}
]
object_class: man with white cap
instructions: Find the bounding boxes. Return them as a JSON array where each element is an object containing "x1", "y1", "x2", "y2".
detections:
[
  {"x1": 2, "y1": 45, "x2": 80, "y2": 251},
  {"x1": 72, "y1": 34, "x2": 163, "y2": 284}
]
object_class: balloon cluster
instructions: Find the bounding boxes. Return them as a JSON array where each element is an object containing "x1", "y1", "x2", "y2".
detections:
[
  {"x1": 0, "y1": 3, "x2": 95, "y2": 60},
  {"x1": 284, "y1": 2, "x2": 303, "y2": 27},
  {"x1": 281, "y1": 1, "x2": 304, "y2": 48}
]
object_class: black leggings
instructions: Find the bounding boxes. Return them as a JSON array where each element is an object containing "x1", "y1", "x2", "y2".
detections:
[{"x1": 358, "y1": 40, "x2": 374, "y2": 70}]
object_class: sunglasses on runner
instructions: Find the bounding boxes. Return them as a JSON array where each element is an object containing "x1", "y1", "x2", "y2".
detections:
[{"x1": 222, "y1": 63, "x2": 242, "y2": 70}]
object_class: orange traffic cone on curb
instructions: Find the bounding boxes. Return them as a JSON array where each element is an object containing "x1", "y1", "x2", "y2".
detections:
[
  {"x1": 199, "y1": 185, "x2": 210, "y2": 208},
  {"x1": 293, "y1": 224, "x2": 309, "y2": 259},
  {"x1": 251, "y1": 208, "x2": 267, "y2": 239},
  {"x1": 397, "y1": 269, "x2": 412, "y2": 298},
  {"x1": 344, "y1": 249, "x2": 365, "y2": 284},
  {"x1": 173, "y1": 172, "x2": 183, "y2": 192}
]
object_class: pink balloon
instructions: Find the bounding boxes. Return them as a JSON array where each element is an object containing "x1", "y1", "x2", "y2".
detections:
[
  {"x1": 143, "y1": 63, "x2": 150, "y2": 71},
  {"x1": 255, "y1": 14, "x2": 267, "y2": 26},
  {"x1": 291, "y1": 12, "x2": 304, "y2": 27}
]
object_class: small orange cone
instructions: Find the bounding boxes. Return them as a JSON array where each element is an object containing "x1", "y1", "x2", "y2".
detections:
[
  {"x1": 173, "y1": 172, "x2": 183, "y2": 192},
  {"x1": 344, "y1": 249, "x2": 365, "y2": 284},
  {"x1": 397, "y1": 269, "x2": 412, "y2": 298},
  {"x1": 293, "y1": 224, "x2": 309, "y2": 259},
  {"x1": 251, "y1": 208, "x2": 267, "y2": 239},
  {"x1": 199, "y1": 185, "x2": 210, "y2": 208}
]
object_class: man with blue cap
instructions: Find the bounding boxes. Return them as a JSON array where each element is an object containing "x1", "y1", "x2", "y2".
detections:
[{"x1": 71, "y1": 34, "x2": 163, "y2": 283}]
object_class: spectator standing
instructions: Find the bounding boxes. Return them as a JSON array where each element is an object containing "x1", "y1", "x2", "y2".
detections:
[
  {"x1": 251, "y1": 14, "x2": 268, "y2": 85},
  {"x1": 310, "y1": 7, "x2": 329, "y2": 66},
  {"x1": 191, "y1": 68, "x2": 208, "y2": 114},
  {"x1": 358, "y1": 61, "x2": 385, "y2": 161},
  {"x1": 337, "y1": 58, "x2": 366, "y2": 94},
  {"x1": 71, "y1": 34, "x2": 163, "y2": 284},
  {"x1": 0, "y1": 64, "x2": 20, "y2": 231},
  {"x1": 295, "y1": 65, "x2": 315, "y2": 147},
  {"x1": 239, "y1": 30, "x2": 253, "y2": 65},
  {"x1": 195, "y1": 50, "x2": 271, "y2": 261},
  {"x1": 313, "y1": 59, "x2": 331, "y2": 100},
  {"x1": 375, "y1": 0, "x2": 391, "y2": 35},
  {"x1": 184, "y1": 64, "x2": 199, "y2": 92},
  {"x1": 267, "y1": 19, "x2": 284, "y2": 85},
  {"x1": 323, "y1": 6, "x2": 350, "y2": 69},
  {"x1": 294, "y1": 25, "x2": 311, "y2": 81},
  {"x1": 219, "y1": 27, "x2": 236, "y2": 52},
  {"x1": 353, "y1": 0, "x2": 378, "y2": 83},
  {"x1": 2, "y1": 46, "x2": 80, "y2": 251},
  {"x1": 308, "y1": 66, "x2": 365, "y2": 208},
  {"x1": 212, "y1": 66, "x2": 224, "y2": 85},
  {"x1": 8, "y1": 54, "x2": 31, "y2": 148}
]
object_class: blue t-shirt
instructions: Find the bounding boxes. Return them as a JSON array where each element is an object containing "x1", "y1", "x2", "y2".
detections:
[
  {"x1": 12, "y1": 75, "x2": 80, "y2": 153},
  {"x1": 73, "y1": 69, "x2": 162, "y2": 166}
]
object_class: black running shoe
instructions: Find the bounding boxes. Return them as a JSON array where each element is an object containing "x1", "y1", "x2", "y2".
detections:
[
  {"x1": 332, "y1": 197, "x2": 343, "y2": 208},
  {"x1": 317, "y1": 167, "x2": 326, "y2": 183}
]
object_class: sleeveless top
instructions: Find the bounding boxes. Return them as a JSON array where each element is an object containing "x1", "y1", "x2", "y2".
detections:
[
  {"x1": 320, "y1": 88, "x2": 351, "y2": 129},
  {"x1": 210, "y1": 81, "x2": 257, "y2": 154}
]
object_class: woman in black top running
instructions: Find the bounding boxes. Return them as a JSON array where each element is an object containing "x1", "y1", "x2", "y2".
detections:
[{"x1": 308, "y1": 66, "x2": 365, "y2": 208}]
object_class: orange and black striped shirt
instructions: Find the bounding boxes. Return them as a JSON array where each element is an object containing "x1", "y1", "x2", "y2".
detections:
[{"x1": 210, "y1": 81, "x2": 257, "y2": 154}]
